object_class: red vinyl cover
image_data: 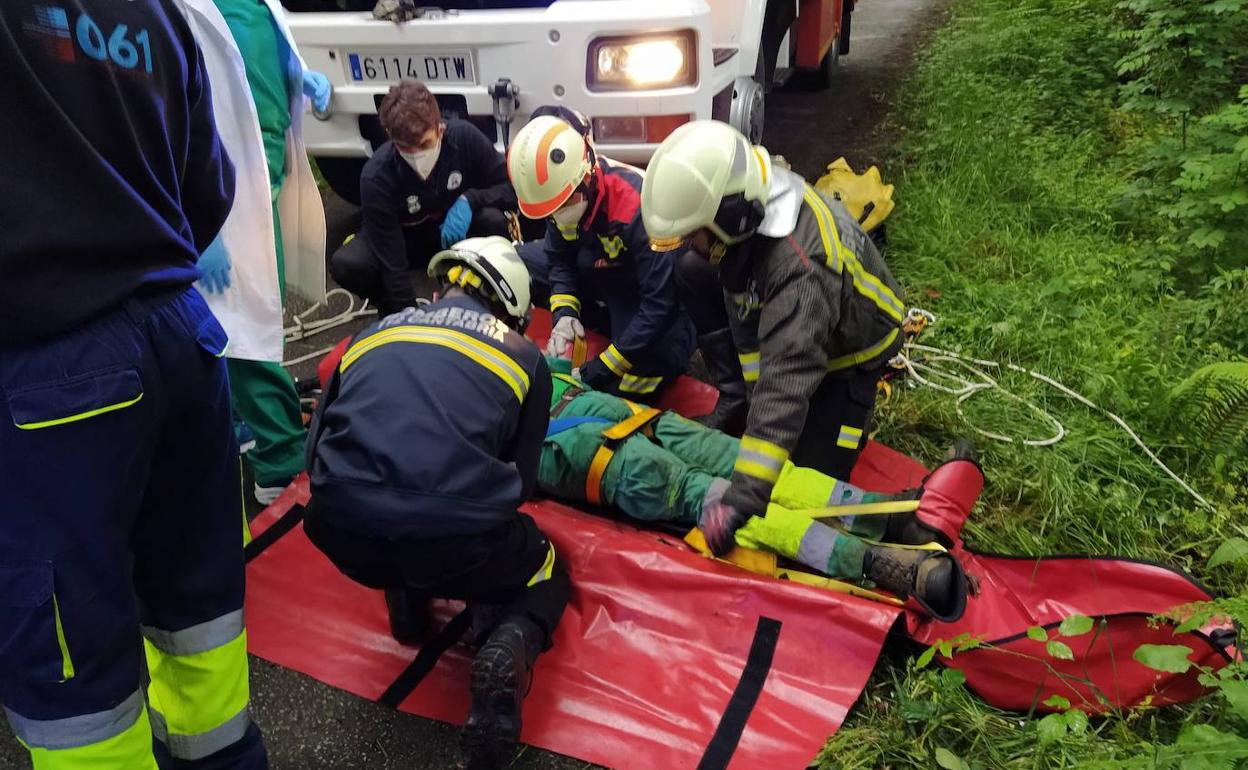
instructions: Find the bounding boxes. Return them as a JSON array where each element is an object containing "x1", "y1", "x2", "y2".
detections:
[{"x1": 245, "y1": 475, "x2": 904, "y2": 770}]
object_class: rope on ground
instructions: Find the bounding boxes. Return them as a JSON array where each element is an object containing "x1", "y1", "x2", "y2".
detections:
[
  {"x1": 281, "y1": 288, "x2": 374, "y2": 367},
  {"x1": 890, "y1": 309, "x2": 1214, "y2": 511}
]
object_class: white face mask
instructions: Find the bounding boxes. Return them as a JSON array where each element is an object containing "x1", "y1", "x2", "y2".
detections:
[
  {"x1": 551, "y1": 198, "x2": 588, "y2": 227},
  {"x1": 399, "y1": 143, "x2": 441, "y2": 179}
]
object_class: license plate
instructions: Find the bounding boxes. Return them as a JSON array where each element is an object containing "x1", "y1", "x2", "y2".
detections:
[{"x1": 346, "y1": 50, "x2": 475, "y2": 84}]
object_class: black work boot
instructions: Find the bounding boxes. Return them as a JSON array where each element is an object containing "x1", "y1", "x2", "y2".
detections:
[
  {"x1": 863, "y1": 545, "x2": 968, "y2": 622},
  {"x1": 696, "y1": 329, "x2": 748, "y2": 436},
  {"x1": 384, "y1": 588, "x2": 432, "y2": 646},
  {"x1": 462, "y1": 619, "x2": 541, "y2": 770}
]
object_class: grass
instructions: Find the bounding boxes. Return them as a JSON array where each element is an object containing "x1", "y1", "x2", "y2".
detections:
[{"x1": 819, "y1": 0, "x2": 1248, "y2": 765}]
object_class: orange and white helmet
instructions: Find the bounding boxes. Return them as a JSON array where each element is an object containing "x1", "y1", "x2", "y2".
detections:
[{"x1": 508, "y1": 114, "x2": 594, "y2": 220}]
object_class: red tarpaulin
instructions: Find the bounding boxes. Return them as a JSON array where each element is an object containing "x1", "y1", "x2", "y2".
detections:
[{"x1": 251, "y1": 311, "x2": 1230, "y2": 770}]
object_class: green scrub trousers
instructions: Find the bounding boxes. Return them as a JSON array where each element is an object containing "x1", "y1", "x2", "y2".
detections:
[{"x1": 217, "y1": 0, "x2": 305, "y2": 487}]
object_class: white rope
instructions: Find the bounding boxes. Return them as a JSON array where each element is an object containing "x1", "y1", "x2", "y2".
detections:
[
  {"x1": 891, "y1": 309, "x2": 1213, "y2": 510},
  {"x1": 280, "y1": 289, "x2": 375, "y2": 368}
]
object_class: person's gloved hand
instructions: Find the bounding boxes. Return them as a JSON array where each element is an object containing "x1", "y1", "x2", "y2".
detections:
[
  {"x1": 197, "y1": 236, "x2": 231, "y2": 295},
  {"x1": 440, "y1": 196, "x2": 474, "y2": 249},
  {"x1": 302, "y1": 70, "x2": 332, "y2": 114},
  {"x1": 579, "y1": 357, "x2": 614, "y2": 390},
  {"x1": 700, "y1": 497, "x2": 750, "y2": 557},
  {"x1": 546, "y1": 315, "x2": 585, "y2": 358}
]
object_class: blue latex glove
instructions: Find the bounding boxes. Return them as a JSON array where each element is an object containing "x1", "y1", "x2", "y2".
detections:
[
  {"x1": 198, "y1": 236, "x2": 231, "y2": 295},
  {"x1": 440, "y1": 196, "x2": 474, "y2": 249},
  {"x1": 302, "y1": 70, "x2": 332, "y2": 114}
]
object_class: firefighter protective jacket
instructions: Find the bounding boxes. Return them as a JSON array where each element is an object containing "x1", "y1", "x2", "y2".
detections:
[
  {"x1": 722, "y1": 170, "x2": 905, "y2": 517},
  {"x1": 308, "y1": 294, "x2": 551, "y2": 537}
]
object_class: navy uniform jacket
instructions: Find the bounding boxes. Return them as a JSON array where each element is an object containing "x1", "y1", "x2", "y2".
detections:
[
  {"x1": 541, "y1": 161, "x2": 695, "y2": 396},
  {"x1": 0, "y1": 0, "x2": 233, "y2": 346},
  {"x1": 359, "y1": 120, "x2": 517, "y2": 311},
  {"x1": 308, "y1": 294, "x2": 552, "y2": 538}
]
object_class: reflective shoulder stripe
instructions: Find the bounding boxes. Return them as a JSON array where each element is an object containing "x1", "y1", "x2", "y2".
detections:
[
  {"x1": 735, "y1": 435, "x2": 789, "y2": 483},
  {"x1": 340, "y1": 327, "x2": 531, "y2": 402},
  {"x1": 15, "y1": 393, "x2": 144, "y2": 431},
  {"x1": 6, "y1": 689, "x2": 148, "y2": 752},
  {"x1": 550, "y1": 293, "x2": 581, "y2": 314},
  {"x1": 802, "y1": 187, "x2": 905, "y2": 323},
  {"x1": 599, "y1": 344, "x2": 632, "y2": 376},
  {"x1": 825, "y1": 328, "x2": 901, "y2": 372},
  {"x1": 618, "y1": 373, "x2": 661, "y2": 394},
  {"x1": 738, "y1": 350, "x2": 761, "y2": 383}
]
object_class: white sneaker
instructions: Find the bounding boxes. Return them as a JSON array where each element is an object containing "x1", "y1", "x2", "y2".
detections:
[{"x1": 254, "y1": 481, "x2": 290, "y2": 506}]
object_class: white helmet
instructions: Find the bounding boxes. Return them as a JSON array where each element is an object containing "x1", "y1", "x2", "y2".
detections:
[
  {"x1": 427, "y1": 236, "x2": 532, "y2": 323},
  {"x1": 641, "y1": 120, "x2": 772, "y2": 252},
  {"x1": 508, "y1": 114, "x2": 594, "y2": 219}
]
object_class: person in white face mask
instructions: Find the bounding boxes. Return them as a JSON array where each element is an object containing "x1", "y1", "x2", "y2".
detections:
[
  {"x1": 331, "y1": 80, "x2": 516, "y2": 316},
  {"x1": 510, "y1": 107, "x2": 696, "y2": 403}
]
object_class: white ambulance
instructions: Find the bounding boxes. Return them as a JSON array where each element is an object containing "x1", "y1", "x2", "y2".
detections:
[{"x1": 281, "y1": 0, "x2": 855, "y2": 202}]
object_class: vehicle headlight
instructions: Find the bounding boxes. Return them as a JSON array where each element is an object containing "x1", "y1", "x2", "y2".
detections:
[{"x1": 587, "y1": 31, "x2": 697, "y2": 92}]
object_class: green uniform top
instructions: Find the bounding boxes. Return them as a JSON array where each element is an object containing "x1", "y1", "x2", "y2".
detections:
[
  {"x1": 214, "y1": 0, "x2": 293, "y2": 188},
  {"x1": 547, "y1": 356, "x2": 577, "y2": 408}
]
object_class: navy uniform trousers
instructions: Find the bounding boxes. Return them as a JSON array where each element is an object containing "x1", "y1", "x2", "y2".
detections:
[{"x1": 0, "y1": 288, "x2": 266, "y2": 769}]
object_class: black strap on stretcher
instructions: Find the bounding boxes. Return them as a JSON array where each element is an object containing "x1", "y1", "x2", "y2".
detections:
[
  {"x1": 244, "y1": 503, "x2": 306, "y2": 563},
  {"x1": 696, "y1": 616, "x2": 783, "y2": 770},
  {"x1": 377, "y1": 608, "x2": 475, "y2": 709}
]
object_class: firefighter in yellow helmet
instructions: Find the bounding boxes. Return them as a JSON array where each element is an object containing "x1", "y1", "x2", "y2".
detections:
[
  {"x1": 508, "y1": 109, "x2": 696, "y2": 402},
  {"x1": 641, "y1": 120, "x2": 908, "y2": 557}
]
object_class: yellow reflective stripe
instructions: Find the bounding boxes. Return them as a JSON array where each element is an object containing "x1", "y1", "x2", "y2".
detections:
[
  {"x1": 753, "y1": 146, "x2": 769, "y2": 187},
  {"x1": 556, "y1": 222, "x2": 579, "y2": 241},
  {"x1": 14, "y1": 393, "x2": 144, "y2": 431},
  {"x1": 144, "y1": 630, "x2": 249, "y2": 739},
  {"x1": 239, "y1": 459, "x2": 252, "y2": 548},
  {"x1": 735, "y1": 435, "x2": 789, "y2": 483},
  {"x1": 52, "y1": 594, "x2": 74, "y2": 682},
  {"x1": 23, "y1": 703, "x2": 160, "y2": 769},
  {"x1": 527, "y1": 542, "x2": 557, "y2": 587},
  {"x1": 837, "y1": 424, "x2": 864, "y2": 450},
  {"x1": 738, "y1": 350, "x2": 760, "y2": 382},
  {"x1": 340, "y1": 327, "x2": 530, "y2": 401},
  {"x1": 618, "y1": 374, "x2": 661, "y2": 394},
  {"x1": 550, "y1": 293, "x2": 581, "y2": 314},
  {"x1": 798, "y1": 499, "x2": 922, "y2": 520},
  {"x1": 825, "y1": 328, "x2": 901, "y2": 372},
  {"x1": 599, "y1": 344, "x2": 632, "y2": 376},
  {"x1": 803, "y1": 188, "x2": 905, "y2": 323}
]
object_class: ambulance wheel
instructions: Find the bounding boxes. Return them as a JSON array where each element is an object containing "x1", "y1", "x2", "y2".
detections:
[
  {"x1": 315, "y1": 156, "x2": 366, "y2": 206},
  {"x1": 729, "y1": 76, "x2": 766, "y2": 145}
]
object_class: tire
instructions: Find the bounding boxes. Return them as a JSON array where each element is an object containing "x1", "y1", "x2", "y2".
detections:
[
  {"x1": 729, "y1": 76, "x2": 766, "y2": 144},
  {"x1": 314, "y1": 156, "x2": 367, "y2": 206}
]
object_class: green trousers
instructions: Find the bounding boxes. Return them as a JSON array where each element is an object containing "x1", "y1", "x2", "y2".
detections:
[
  {"x1": 228, "y1": 194, "x2": 304, "y2": 487},
  {"x1": 539, "y1": 391, "x2": 891, "y2": 580}
]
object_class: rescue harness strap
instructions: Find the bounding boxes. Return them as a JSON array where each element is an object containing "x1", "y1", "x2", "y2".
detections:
[{"x1": 585, "y1": 406, "x2": 662, "y2": 506}]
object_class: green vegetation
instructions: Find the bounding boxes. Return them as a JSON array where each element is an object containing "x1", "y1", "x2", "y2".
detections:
[{"x1": 821, "y1": 0, "x2": 1247, "y2": 765}]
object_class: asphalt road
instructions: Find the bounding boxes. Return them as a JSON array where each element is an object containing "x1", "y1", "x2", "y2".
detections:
[{"x1": 0, "y1": 1, "x2": 946, "y2": 768}]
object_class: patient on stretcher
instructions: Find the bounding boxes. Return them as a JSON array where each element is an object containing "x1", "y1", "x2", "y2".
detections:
[{"x1": 537, "y1": 359, "x2": 975, "y2": 621}]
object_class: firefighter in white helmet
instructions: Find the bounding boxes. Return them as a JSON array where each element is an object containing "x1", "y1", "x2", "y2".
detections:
[
  {"x1": 509, "y1": 109, "x2": 695, "y2": 402},
  {"x1": 641, "y1": 120, "x2": 907, "y2": 556},
  {"x1": 306, "y1": 236, "x2": 567, "y2": 769}
]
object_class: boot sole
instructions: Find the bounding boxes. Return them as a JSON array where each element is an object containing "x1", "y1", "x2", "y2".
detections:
[{"x1": 462, "y1": 644, "x2": 521, "y2": 769}]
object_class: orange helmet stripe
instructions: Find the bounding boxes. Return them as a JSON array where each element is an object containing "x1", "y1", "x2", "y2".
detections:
[
  {"x1": 534, "y1": 122, "x2": 570, "y2": 186},
  {"x1": 518, "y1": 183, "x2": 576, "y2": 219}
]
